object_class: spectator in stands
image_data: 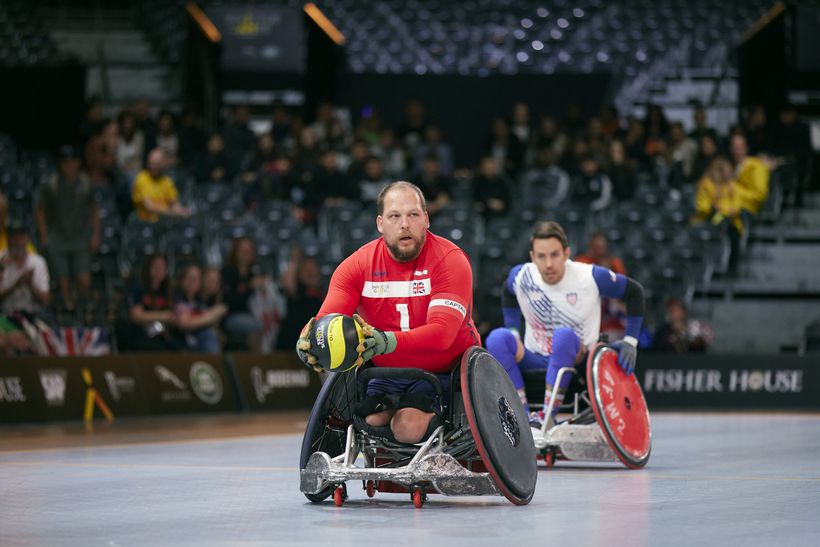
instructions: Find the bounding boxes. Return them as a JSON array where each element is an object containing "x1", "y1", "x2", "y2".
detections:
[
  {"x1": 623, "y1": 117, "x2": 648, "y2": 167},
  {"x1": 575, "y1": 231, "x2": 626, "y2": 274},
  {"x1": 571, "y1": 155, "x2": 612, "y2": 212},
  {"x1": 532, "y1": 114, "x2": 569, "y2": 163},
  {"x1": 116, "y1": 110, "x2": 145, "y2": 182},
  {"x1": 313, "y1": 149, "x2": 355, "y2": 207},
  {"x1": 586, "y1": 116, "x2": 608, "y2": 160},
  {"x1": 561, "y1": 136, "x2": 591, "y2": 177},
  {"x1": 35, "y1": 145, "x2": 100, "y2": 313},
  {"x1": 485, "y1": 117, "x2": 513, "y2": 175},
  {"x1": 202, "y1": 267, "x2": 222, "y2": 307},
  {"x1": 689, "y1": 103, "x2": 717, "y2": 143},
  {"x1": 0, "y1": 314, "x2": 31, "y2": 356},
  {"x1": 357, "y1": 156, "x2": 391, "y2": 206},
  {"x1": 221, "y1": 236, "x2": 264, "y2": 352},
  {"x1": 223, "y1": 105, "x2": 256, "y2": 165},
  {"x1": 730, "y1": 133, "x2": 770, "y2": 216},
  {"x1": 309, "y1": 102, "x2": 337, "y2": 144},
  {"x1": 398, "y1": 98, "x2": 428, "y2": 150},
  {"x1": 576, "y1": 231, "x2": 629, "y2": 342},
  {"x1": 132, "y1": 149, "x2": 189, "y2": 222},
  {"x1": 155, "y1": 110, "x2": 179, "y2": 167},
  {"x1": 0, "y1": 192, "x2": 36, "y2": 255},
  {"x1": 0, "y1": 221, "x2": 51, "y2": 320},
  {"x1": 473, "y1": 155, "x2": 511, "y2": 220},
  {"x1": 507, "y1": 102, "x2": 531, "y2": 175},
  {"x1": 294, "y1": 126, "x2": 323, "y2": 175},
  {"x1": 177, "y1": 105, "x2": 208, "y2": 168},
  {"x1": 241, "y1": 132, "x2": 288, "y2": 206},
  {"x1": 194, "y1": 132, "x2": 236, "y2": 184},
  {"x1": 344, "y1": 139, "x2": 371, "y2": 182},
  {"x1": 276, "y1": 247, "x2": 325, "y2": 350},
  {"x1": 743, "y1": 104, "x2": 771, "y2": 156},
  {"x1": 668, "y1": 122, "x2": 698, "y2": 182},
  {"x1": 414, "y1": 153, "x2": 452, "y2": 218},
  {"x1": 413, "y1": 123, "x2": 454, "y2": 176},
  {"x1": 271, "y1": 105, "x2": 295, "y2": 146},
  {"x1": 133, "y1": 98, "x2": 157, "y2": 154},
  {"x1": 354, "y1": 107, "x2": 383, "y2": 146},
  {"x1": 372, "y1": 128, "x2": 406, "y2": 178},
  {"x1": 125, "y1": 253, "x2": 178, "y2": 351},
  {"x1": 524, "y1": 147, "x2": 571, "y2": 208},
  {"x1": 771, "y1": 104, "x2": 813, "y2": 207},
  {"x1": 79, "y1": 97, "x2": 106, "y2": 146},
  {"x1": 691, "y1": 133, "x2": 720, "y2": 184},
  {"x1": 174, "y1": 263, "x2": 227, "y2": 354},
  {"x1": 692, "y1": 156, "x2": 744, "y2": 273},
  {"x1": 605, "y1": 139, "x2": 638, "y2": 201},
  {"x1": 654, "y1": 297, "x2": 711, "y2": 353},
  {"x1": 599, "y1": 105, "x2": 622, "y2": 138}
]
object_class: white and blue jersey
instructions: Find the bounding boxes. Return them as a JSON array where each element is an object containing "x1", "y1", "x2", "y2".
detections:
[{"x1": 503, "y1": 260, "x2": 632, "y2": 356}]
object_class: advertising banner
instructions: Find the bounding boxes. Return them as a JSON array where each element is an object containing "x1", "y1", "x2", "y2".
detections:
[
  {"x1": 229, "y1": 352, "x2": 321, "y2": 411},
  {"x1": 131, "y1": 353, "x2": 239, "y2": 414},
  {"x1": 0, "y1": 356, "x2": 148, "y2": 423}
]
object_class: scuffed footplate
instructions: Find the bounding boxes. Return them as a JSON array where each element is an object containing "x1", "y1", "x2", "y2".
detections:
[
  {"x1": 301, "y1": 452, "x2": 500, "y2": 496},
  {"x1": 534, "y1": 424, "x2": 620, "y2": 462}
]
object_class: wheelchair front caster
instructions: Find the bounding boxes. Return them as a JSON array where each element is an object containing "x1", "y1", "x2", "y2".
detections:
[
  {"x1": 364, "y1": 480, "x2": 376, "y2": 498},
  {"x1": 411, "y1": 486, "x2": 426, "y2": 508},
  {"x1": 333, "y1": 485, "x2": 347, "y2": 507}
]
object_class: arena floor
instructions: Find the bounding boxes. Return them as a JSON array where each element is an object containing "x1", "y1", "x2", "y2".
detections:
[{"x1": 1, "y1": 412, "x2": 818, "y2": 546}]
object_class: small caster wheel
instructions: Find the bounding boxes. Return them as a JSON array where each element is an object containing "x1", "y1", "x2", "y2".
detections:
[
  {"x1": 411, "y1": 486, "x2": 426, "y2": 508},
  {"x1": 365, "y1": 480, "x2": 376, "y2": 498},
  {"x1": 545, "y1": 450, "x2": 555, "y2": 468},
  {"x1": 333, "y1": 485, "x2": 347, "y2": 507}
]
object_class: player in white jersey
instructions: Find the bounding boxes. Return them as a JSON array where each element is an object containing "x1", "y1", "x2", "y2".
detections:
[{"x1": 485, "y1": 221, "x2": 645, "y2": 427}]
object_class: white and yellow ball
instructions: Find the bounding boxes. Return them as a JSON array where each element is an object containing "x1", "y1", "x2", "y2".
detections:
[{"x1": 309, "y1": 313, "x2": 365, "y2": 372}]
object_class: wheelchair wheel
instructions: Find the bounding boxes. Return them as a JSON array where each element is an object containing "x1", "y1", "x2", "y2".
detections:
[{"x1": 300, "y1": 371, "x2": 358, "y2": 502}]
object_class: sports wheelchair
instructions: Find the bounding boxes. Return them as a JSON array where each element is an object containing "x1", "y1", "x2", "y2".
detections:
[
  {"x1": 527, "y1": 343, "x2": 652, "y2": 468},
  {"x1": 299, "y1": 346, "x2": 537, "y2": 507}
]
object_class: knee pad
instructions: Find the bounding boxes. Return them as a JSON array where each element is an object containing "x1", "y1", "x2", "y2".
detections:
[{"x1": 486, "y1": 328, "x2": 517, "y2": 357}]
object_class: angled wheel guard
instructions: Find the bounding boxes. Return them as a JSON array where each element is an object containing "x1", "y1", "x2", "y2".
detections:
[{"x1": 532, "y1": 343, "x2": 651, "y2": 468}]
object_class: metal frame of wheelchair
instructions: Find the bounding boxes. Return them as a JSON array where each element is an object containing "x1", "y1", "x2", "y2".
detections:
[
  {"x1": 300, "y1": 346, "x2": 537, "y2": 507},
  {"x1": 530, "y1": 343, "x2": 652, "y2": 469}
]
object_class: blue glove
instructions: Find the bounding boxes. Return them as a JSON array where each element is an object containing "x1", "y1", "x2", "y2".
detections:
[{"x1": 612, "y1": 336, "x2": 638, "y2": 374}]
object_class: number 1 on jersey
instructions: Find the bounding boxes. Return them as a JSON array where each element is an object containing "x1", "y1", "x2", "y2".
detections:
[{"x1": 396, "y1": 303, "x2": 410, "y2": 331}]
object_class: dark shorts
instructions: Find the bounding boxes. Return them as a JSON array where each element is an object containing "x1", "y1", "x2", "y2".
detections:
[
  {"x1": 358, "y1": 375, "x2": 451, "y2": 415},
  {"x1": 48, "y1": 245, "x2": 91, "y2": 280}
]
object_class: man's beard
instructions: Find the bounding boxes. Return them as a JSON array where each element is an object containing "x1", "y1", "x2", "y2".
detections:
[{"x1": 386, "y1": 233, "x2": 425, "y2": 262}]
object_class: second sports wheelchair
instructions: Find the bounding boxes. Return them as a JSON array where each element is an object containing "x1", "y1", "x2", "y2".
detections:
[
  {"x1": 527, "y1": 343, "x2": 652, "y2": 469},
  {"x1": 299, "y1": 346, "x2": 538, "y2": 507}
]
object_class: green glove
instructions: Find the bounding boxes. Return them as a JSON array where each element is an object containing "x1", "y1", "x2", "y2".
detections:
[
  {"x1": 353, "y1": 314, "x2": 397, "y2": 364},
  {"x1": 295, "y1": 317, "x2": 323, "y2": 373}
]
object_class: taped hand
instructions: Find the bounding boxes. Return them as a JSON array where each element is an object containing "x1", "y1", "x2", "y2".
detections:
[
  {"x1": 295, "y1": 317, "x2": 323, "y2": 373},
  {"x1": 353, "y1": 314, "x2": 397, "y2": 365}
]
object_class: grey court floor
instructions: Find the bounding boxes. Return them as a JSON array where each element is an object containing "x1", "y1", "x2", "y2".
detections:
[{"x1": 1, "y1": 412, "x2": 819, "y2": 546}]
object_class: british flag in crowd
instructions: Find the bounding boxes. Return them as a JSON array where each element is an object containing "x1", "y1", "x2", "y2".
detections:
[{"x1": 33, "y1": 325, "x2": 111, "y2": 356}]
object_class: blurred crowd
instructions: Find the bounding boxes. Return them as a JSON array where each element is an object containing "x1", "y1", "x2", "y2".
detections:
[{"x1": 0, "y1": 95, "x2": 813, "y2": 356}]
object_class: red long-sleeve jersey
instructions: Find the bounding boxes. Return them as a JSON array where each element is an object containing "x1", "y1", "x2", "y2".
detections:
[{"x1": 316, "y1": 231, "x2": 481, "y2": 373}]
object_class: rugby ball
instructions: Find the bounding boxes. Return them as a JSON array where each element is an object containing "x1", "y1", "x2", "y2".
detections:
[{"x1": 309, "y1": 313, "x2": 365, "y2": 372}]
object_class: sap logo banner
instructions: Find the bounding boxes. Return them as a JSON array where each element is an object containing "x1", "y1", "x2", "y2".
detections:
[
  {"x1": 252, "y1": 367, "x2": 310, "y2": 403},
  {"x1": 0, "y1": 376, "x2": 26, "y2": 403},
  {"x1": 38, "y1": 369, "x2": 67, "y2": 406}
]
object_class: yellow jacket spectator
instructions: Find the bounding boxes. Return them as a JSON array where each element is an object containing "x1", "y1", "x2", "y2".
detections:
[
  {"x1": 0, "y1": 192, "x2": 36, "y2": 254},
  {"x1": 730, "y1": 134, "x2": 770, "y2": 214},
  {"x1": 132, "y1": 149, "x2": 190, "y2": 222},
  {"x1": 692, "y1": 157, "x2": 744, "y2": 234}
]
